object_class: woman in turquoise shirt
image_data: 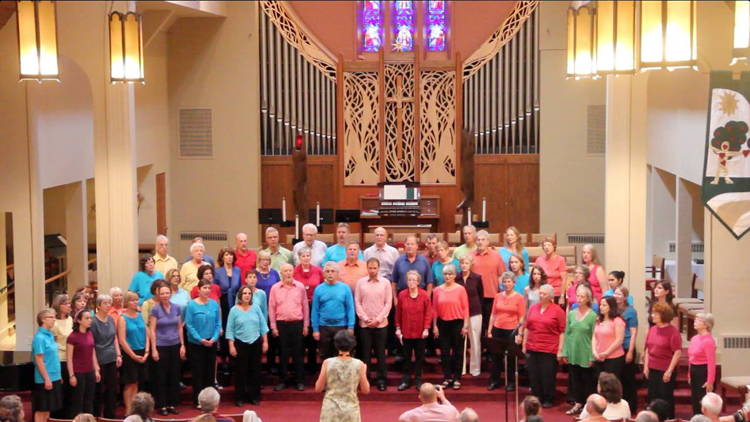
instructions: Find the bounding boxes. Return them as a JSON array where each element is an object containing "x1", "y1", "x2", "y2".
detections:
[
  {"x1": 184, "y1": 279, "x2": 221, "y2": 408},
  {"x1": 562, "y1": 284, "x2": 597, "y2": 415},
  {"x1": 432, "y1": 241, "x2": 459, "y2": 286},
  {"x1": 128, "y1": 254, "x2": 164, "y2": 305},
  {"x1": 117, "y1": 292, "x2": 149, "y2": 415},
  {"x1": 33, "y1": 308, "x2": 63, "y2": 422},
  {"x1": 507, "y1": 253, "x2": 530, "y2": 295},
  {"x1": 244, "y1": 271, "x2": 268, "y2": 320},
  {"x1": 227, "y1": 285, "x2": 269, "y2": 407},
  {"x1": 499, "y1": 226, "x2": 529, "y2": 273}
]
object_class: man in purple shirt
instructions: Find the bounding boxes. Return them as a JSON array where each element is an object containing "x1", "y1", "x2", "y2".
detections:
[{"x1": 398, "y1": 383, "x2": 460, "y2": 422}]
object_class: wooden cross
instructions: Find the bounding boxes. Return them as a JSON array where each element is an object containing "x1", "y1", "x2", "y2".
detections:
[{"x1": 385, "y1": 75, "x2": 414, "y2": 160}]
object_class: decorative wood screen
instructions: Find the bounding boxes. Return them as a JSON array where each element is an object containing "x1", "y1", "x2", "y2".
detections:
[{"x1": 343, "y1": 72, "x2": 381, "y2": 185}]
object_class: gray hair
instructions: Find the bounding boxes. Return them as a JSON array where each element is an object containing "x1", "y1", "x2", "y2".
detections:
[
  {"x1": 442, "y1": 264, "x2": 457, "y2": 276},
  {"x1": 198, "y1": 387, "x2": 220, "y2": 412},
  {"x1": 695, "y1": 312, "x2": 715, "y2": 332},
  {"x1": 463, "y1": 225, "x2": 477, "y2": 234},
  {"x1": 156, "y1": 235, "x2": 169, "y2": 243},
  {"x1": 539, "y1": 284, "x2": 555, "y2": 297},
  {"x1": 302, "y1": 223, "x2": 318, "y2": 234},
  {"x1": 324, "y1": 261, "x2": 340, "y2": 274},
  {"x1": 575, "y1": 264, "x2": 591, "y2": 281},
  {"x1": 129, "y1": 392, "x2": 154, "y2": 420},
  {"x1": 96, "y1": 294, "x2": 112, "y2": 307},
  {"x1": 476, "y1": 230, "x2": 490, "y2": 240},
  {"x1": 459, "y1": 407, "x2": 479, "y2": 422},
  {"x1": 459, "y1": 254, "x2": 474, "y2": 265},
  {"x1": 265, "y1": 226, "x2": 279, "y2": 236},
  {"x1": 0, "y1": 395, "x2": 23, "y2": 422},
  {"x1": 690, "y1": 416, "x2": 713, "y2": 422},
  {"x1": 123, "y1": 416, "x2": 142, "y2": 422},
  {"x1": 109, "y1": 286, "x2": 123, "y2": 296},
  {"x1": 189, "y1": 242, "x2": 205, "y2": 254},
  {"x1": 635, "y1": 411, "x2": 659, "y2": 422},
  {"x1": 406, "y1": 270, "x2": 422, "y2": 283},
  {"x1": 701, "y1": 392, "x2": 723, "y2": 416},
  {"x1": 257, "y1": 250, "x2": 271, "y2": 261},
  {"x1": 425, "y1": 233, "x2": 440, "y2": 241},
  {"x1": 500, "y1": 271, "x2": 516, "y2": 283},
  {"x1": 298, "y1": 247, "x2": 312, "y2": 257},
  {"x1": 336, "y1": 222, "x2": 351, "y2": 232},
  {"x1": 576, "y1": 284, "x2": 594, "y2": 306}
]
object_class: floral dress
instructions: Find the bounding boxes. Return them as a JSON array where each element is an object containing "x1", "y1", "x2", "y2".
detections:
[{"x1": 320, "y1": 357, "x2": 362, "y2": 422}]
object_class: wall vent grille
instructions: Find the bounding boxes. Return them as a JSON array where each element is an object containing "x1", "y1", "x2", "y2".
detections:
[
  {"x1": 567, "y1": 234, "x2": 605, "y2": 244},
  {"x1": 179, "y1": 108, "x2": 213, "y2": 158},
  {"x1": 723, "y1": 336, "x2": 750, "y2": 349},
  {"x1": 587, "y1": 105, "x2": 606, "y2": 155},
  {"x1": 667, "y1": 241, "x2": 704, "y2": 253},
  {"x1": 179, "y1": 232, "x2": 228, "y2": 242}
]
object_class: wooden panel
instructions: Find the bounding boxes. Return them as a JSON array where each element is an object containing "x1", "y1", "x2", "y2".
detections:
[
  {"x1": 475, "y1": 156, "x2": 539, "y2": 234},
  {"x1": 156, "y1": 173, "x2": 167, "y2": 236}
]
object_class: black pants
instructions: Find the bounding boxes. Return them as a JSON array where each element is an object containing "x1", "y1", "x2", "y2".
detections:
[
  {"x1": 155, "y1": 344, "x2": 182, "y2": 409},
  {"x1": 402, "y1": 338, "x2": 426, "y2": 384},
  {"x1": 70, "y1": 370, "x2": 96, "y2": 416},
  {"x1": 278, "y1": 320, "x2": 304, "y2": 384},
  {"x1": 595, "y1": 355, "x2": 625, "y2": 382},
  {"x1": 188, "y1": 342, "x2": 217, "y2": 405},
  {"x1": 51, "y1": 364, "x2": 70, "y2": 418},
  {"x1": 94, "y1": 361, "x2": 118, "y2": 418},
  {"x1": 267, "y1": 316, "x2": 279, "y2": 372},
  {"x1": 569, "y1": 364, "x2": 596, "y2": 405},
  {"x1": 235, "y1": 337, "x2": 263, "y2": 402},
  {"x1": 621, "y1": 357, "x2": 639, "y2": 414},
  {"x1": 438, "y1": 318, "x2": 464, "y2": 382},
  {"x1": 305, "y1": 301, "x2": 318, "y2": 370},
  {"x1": 526, "y1": 351, "x2": 558, "y2": 404},
  {"x1": 388, "y1": 297, "x2": 400, "y2": 355},
  {"x1": 481, "y1": 299, "x2": 494, "y2": 347},
  {"x1": 360, "y1": 326, "x2": 387, "y2": 383},
  {"x1": 490, "y1": 327, "x2": 517, "y2": 384},
  {"x1": 319, "y1": 326, "x2": 347, "y2": 360},
  {"x1": 690, "y1": 364, "x2": 710, "y2": 416},
  {"x1": 648, "y1": 368, "x2": 677, "y2": 419}
]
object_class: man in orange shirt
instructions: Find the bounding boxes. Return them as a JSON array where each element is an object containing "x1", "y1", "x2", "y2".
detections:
[
  {"x1": 337, "y1": 241, "x2": 368, "y2": 292},
  {"x1": 470, "y1": 230, "x2": 507, "y2": 341}
]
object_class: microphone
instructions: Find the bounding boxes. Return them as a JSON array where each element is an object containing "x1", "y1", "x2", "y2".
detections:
[{"x1": 510, "y1": 320, "x2": 523, "y2": 336}]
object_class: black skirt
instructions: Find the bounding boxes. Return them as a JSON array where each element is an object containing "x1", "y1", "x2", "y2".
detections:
[
  {"x1": 121, "y1": 349, "x2": 146, "y2": 385},
  {"x1": 33, "y1": 380, "x2": 63, "y2": 413}
]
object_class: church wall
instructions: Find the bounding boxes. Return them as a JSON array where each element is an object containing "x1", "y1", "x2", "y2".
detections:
[
  {"x1": 167, "y1": 1, "x2": 262, "y2": 256},
  {"x1": 538, "y1": 1, "x2": 606, "y2": 257}
]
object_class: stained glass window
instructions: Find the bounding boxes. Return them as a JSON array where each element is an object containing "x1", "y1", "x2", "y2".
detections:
[
  {"x1": 362, "y1": 1, "x2": 383, "y2": 53},
  {"x1": 392, "y1": 1, "x2": 414, "y2": 52},
  {"x1": 427, "y1": 0, "x2": 447, "y2": 52}
]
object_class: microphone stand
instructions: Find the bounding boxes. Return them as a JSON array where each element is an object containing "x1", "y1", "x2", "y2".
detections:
[{"x1": 491, "y1": 323, "x2": 524, "y2": 422}]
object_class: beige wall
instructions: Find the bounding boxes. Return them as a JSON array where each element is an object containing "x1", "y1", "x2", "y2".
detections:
[
  {"x1": 539, "y1": 1, "x2": 606, "y2": 257},
  {"x1": 167, "y1": 1, "x2": 262, "y2": 258}
]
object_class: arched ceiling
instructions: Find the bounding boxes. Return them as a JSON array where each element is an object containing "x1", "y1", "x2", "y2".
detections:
[{"x1": 285, "y1": 1, "x2": 518, "y2": 61}]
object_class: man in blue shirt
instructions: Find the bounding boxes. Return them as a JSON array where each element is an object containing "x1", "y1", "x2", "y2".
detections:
[
  {"x1": 391, "y1": 236, "x2": 434, "y2": 306},
  {"x1": 322, "y1": 223, "x2": 363, "y2": 265},
  {"x1": 311, "y1": 262, "x2": 355, "y2": 359}
]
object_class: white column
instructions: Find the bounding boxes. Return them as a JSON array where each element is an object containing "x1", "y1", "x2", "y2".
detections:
[
  {"x1": 675, "y1": 178, "x2": 694, "y2": 298},
  {"x1": 64, "y1": 181, "x2": 88, "y2": 293},
  {"x1": 604, "y1": 73, "x2": 649, "y2": 347}
]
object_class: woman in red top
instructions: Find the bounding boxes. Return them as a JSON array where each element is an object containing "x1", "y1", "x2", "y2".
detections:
[
  {"x1": 432, "y1": 264, "x2": 469, "y2": 390},
  {"x1": 487, "y1": 272, "x2": 526, "y2": 391},
  {"x1": 534, "y1": 237, "x2": 568, "y2": 305},
  {"x1": 395, "y1": 270, "x2": 432, "y2": 391},
  {"x1": 581, "y1": 244, "x2": 606, "y2": 300},
  {"x1": 522, "y1": 284, "x2": 565, "y2": 408},
  {"x1": 644, "y1": 302, "x2": 682, "y2": 419},
  {"x1": 190, "y1": 265, "x2": 221, "y2": 302},
  {"x1": 66, "y1": 310, "x2": 100, "y2": 417},
  {"x1": 592, "y1": 296, "x2": 626, "y2": 380},
  {"x1": 294, "y1": 247, "x2": 323, "y2": 372}
]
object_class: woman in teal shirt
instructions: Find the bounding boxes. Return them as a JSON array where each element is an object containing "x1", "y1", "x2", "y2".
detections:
[
  {"x1": 117, "y1": 292, "x2": 149, "y2": 416},
  {"x1": 562, "y1": 284, "x2": 597, "y2": 415},
  {"x1": 499, "y1": 226, "x2": 529, "y2": 273},
  {"x1": 227, "y1": 285, "x2": 269, "y2": 407},
  {"x1": 432, "y1": 241, "x2": 459, "y2": 286},
  {"x1": 33, "y1": 308, "x2": 63, "y2": 422},
  {"x1": 184, "y1": 278, "x2": 221, "y2": 407},
  {"x1": 128, "y1": 254, "x2": 164, "y2": 305}
]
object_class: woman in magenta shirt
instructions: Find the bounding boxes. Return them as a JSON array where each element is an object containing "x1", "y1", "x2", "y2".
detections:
[
  {"x1": 688, "y1": 312, "x2": 717, "y2": 416},
  {"x1": 66, "y1": 310, "x2": 100, "y2": 417},
  {"x1": 534, "y1": 237, "x2": 568, "y2": 305},
  {"x1": 591, "y1": 296, "x2": 625, "y2": 380},
  {"x1": 581, "y1": 244, "x2": 606, "y2": 300},
  {"x1": 644, "y1": 302, "x2": 682, "y2": 419}
]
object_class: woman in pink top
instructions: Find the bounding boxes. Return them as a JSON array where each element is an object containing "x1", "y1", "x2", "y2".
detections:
[
  {"x1": 688, "y1": 312, "x2": 717, "y2": 416},
  {"x1": 592, "y1": 296, "x2": 625, "y2": 380},
  {"x1": 581, "y1": 244, "x2": 606, "y2": 300},
  {"x1": 487, "y1": 272, "x2": 526, "y2": 391},
  {"x1": 534, "y1": 237, "x2": 568, "y2": 305},
  {"x1": 566, "y1": 265, "x2": 592, "y2": 311},
  {"x1": 432, "y1": 264, "x2": 469, "y2": 390}
]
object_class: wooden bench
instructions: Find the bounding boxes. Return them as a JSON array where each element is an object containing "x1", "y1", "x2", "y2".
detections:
[
  {"x1": 720, "y1": 376, "x2": 750, "y2": 411},
  {"x1": 677, "y1": 302, "x2": 704, "y2": 334}
]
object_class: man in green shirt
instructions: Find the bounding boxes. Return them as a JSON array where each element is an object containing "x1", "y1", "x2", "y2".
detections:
[
  {"x1": 452, "y1": 225, "x2": 478, "y2": 260},
  {"x1": 263, "y1": 227, "x2": 293, "y2": 271}
]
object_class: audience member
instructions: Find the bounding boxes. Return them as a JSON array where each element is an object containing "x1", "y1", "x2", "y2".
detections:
[
  {"x1": 270, "y1": 263, "x2": 310, "y2": 391},
  {"x1": 592, "y1": 297, "x2": 626, "y2": 379},
  {"x1": 262, "y1": 227, "x2": 293, "y2": 271},
  {"x1": 149, "y1": 284, "x2": 185, "y2": 416},
  {"x1": 166, "y1": 268, "x2": 191, "y2": 310},
  {"x1": 180, "y1": 242, "x2": 209, "y2": 292},
  {"x1": 355, "y1": 258, "x2": 392, "y2": 391},
  {"x1": 581, "y1": 244, "x2": 607, "y2": 299},
  {"x1": 72, "y1": 414, "x2": 96, "y2": 422},
  {"x1": 312, "y1": 263, "x2": 355, "y2": 360},
  {"x1": 701, "y1": 392, "x2": 723, "y2": 421},
  {"x1": 129, "y1": 255, "x2": 165, "y2": 307},
  {"x1": 398, "y1": 384, "x2": 459, "y2": 422},
  {"x1": 227, "y1": 285, "x2": 269, "y2": 407},
  {"x1": 521, "y1": 396, "x2": 541, "y2": 422},
  {"x1": 647, "y1": 398, "x2": 671, "y2": 422},
  {"x1": 363, "y1": 227, "x2": 399, "y2": 279},
  {"x1": 690, "y1": 313, "x2": 717, "y2": 415},
  {"x1": 197, "y1": 387, "x2": 233, "y2": 422},
  {"x1": 185, "y1": 279, "x2": 221, "y2": 408},
  {"x1": 508, "y1": 254, "x2": 530, "y2": 294},
  {"x1": 500, "y1": 226, "x2": 529, "y2": 272},
  {"x1": 323, "y1": 223, "x2": 362, "y2": 265},
  {"x1": 0, "y1": 395, "x2": 24, "y2": 422},
  {"x1": 33, "y1": 309, "x2": 63, "y2": 422},
  {"x1": 396, "y1": 271, "x2": 432, "y2": 391},
  {"x1": 392, "y1": 236, "x2": 434, "y2": 303},
  {"x1": 692, "y1": 416, "x2": 714, "y2": 422},
  {"x1": 433, "y1": 264, "x2": 469, "y2": 390},
  {"x1": 579, "y1": 372, "x2": 631, "y2": 419},
  {"x1": 234, "y1": 233, "x2": 257, "y2": 279},
  {"x1": 422, "y1": 233, "x2": 440, "y2": 265},
  {"x1": 452, "y1": 225, "x2": 478, "y2": 260},
  {"x1": 526, "y1": 416, "x2": 544, "y2": 422},
  {"x1": 615, "y1": 286, "x2": 639, "y2": 413},
  {"x1": 457, "y1": 254, "x2": 484, "y2": 377},
  {"x1": 432, "y1": 240, "x2": 459, "y2": 287},
  {"x1": 534, "y1": 237, "x2": 568, "y2": 304},
  {"x1": 487, "y1": 272, "x2": 526, "y2": 391},
  {"x1": 562, "y1": 285, "x2": 597, "y2": 415},
  {"x1": 316, "y1": 330, "x2": 370, "y2": 422},
  {"x1": 470, "y1": 230, "x2": 506, "y2": 344},
  {"x1": 644, "y1": 302, "x2": 682, "y2": 419},
  {"x1": 129, "y1": 391, "x2": 155, "y2": 422},
  {"x1": 66, "y1": 310, "x2": 99, "y2": 417},
  {"x1": 637, "y1": 410, "x2": 660, "y2": 422},
  {"x1": 581, "y1": 394, "x2": 608, "y2": 422},
  {"x1": 293, "y1": 224, "x2": 327, "y2": 267},
  {"x1": 460, "y1": 407, "x2": 480, "y2": 422},
  {"x1": 153, "y1": 235, "x2": 178, "y2": 275},
  {"x1": 119, "y1": 292, "x2": 149, "y2": 415},
  {"x1": 338, "y1": 241, "x2": 368, "y2": 292},
  {"x1": 523, "y1": 284, "x2": 564, "y2": 408}
]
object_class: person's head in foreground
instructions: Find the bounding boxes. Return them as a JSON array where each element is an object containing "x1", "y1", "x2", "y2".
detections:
[
  {"x1": 586, "y1": 394, "x2": 608, "y2": 417},
  {"x1": 129, "y1": 392, "x2": 154, "y2": 421},
  {"x1": 419, "y1": 383, "x2": 441, "y2": 404},
  {"x1": 334, "y1": 329, "x2": 356, "y2": 354},
  {"x1": 702, "y1": 392, "x2": 723, "y2": 419},
  {"x1": 636, "y1": 411, "x2": 659, "y2": 422},
  {"x1": 522, "y1": 396, "x2": 541, "y2": 420},
  {"x1": 459, "y1": 407, "x2": 479, "y2": 422},
  {"x1": 647, "y1": 399, "x2": 670, "y2": 422},
  {"x1": 0, "y1": 395, "x2": 23, "y2": 422},
  {"x1": 198, "y1": 387, "x2": 221, "y2": 413}
]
